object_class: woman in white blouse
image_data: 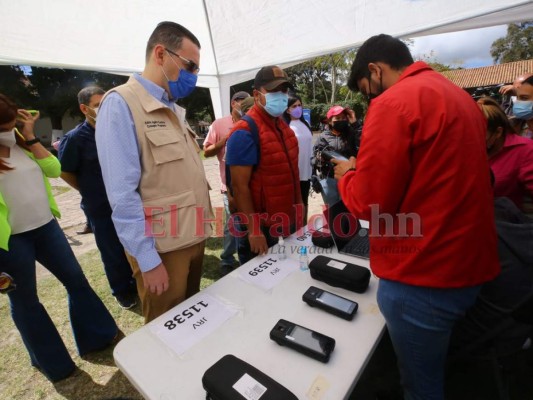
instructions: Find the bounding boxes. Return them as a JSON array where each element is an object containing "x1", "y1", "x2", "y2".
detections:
[
  {"x1": 0, "y1": 93, "x2": 117, "y2": 382},
  {"x1": 283, "y1": 94, "x2": 313, "y2": 225}
]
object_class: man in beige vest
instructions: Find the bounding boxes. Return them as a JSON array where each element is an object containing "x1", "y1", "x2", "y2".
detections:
[{"x1": 96, "y1": 22, "x2": 213, "y2": 323}]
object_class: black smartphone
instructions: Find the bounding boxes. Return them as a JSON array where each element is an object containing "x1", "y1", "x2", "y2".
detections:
[
  {"x1": 321, "y1": 149, "x2": 348, "y2": 162},
  {"x1": 269, "y1": 319, "x2": 335, "y2": 363},
  {"x1": 303, "y1": 286, "x2": 358, "y2": 320}
]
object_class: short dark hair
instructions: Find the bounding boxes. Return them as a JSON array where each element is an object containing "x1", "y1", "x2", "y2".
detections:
[
  {"x1": 146, "y1": 21, "x2": 201, "y2": 62},
  {"x1": 77, "y1": 86, "x2": 105, "y2": 106},
  {"x1": 0, "y1": 93, "x2": 18, "y2": 126},
  {"x1": 348, "y1": 34, "x2": 414, "y2": 92}
]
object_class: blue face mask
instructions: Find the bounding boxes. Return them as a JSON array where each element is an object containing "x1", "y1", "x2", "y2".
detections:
[
  {"x1": 167, "y1": 69, "x2": 197, "y2": 100},
  {"x1": 513, "y1": 100, "x2": 533, "y2": 120},
  {"x1": 162, "y1": 56, "x2": 198, "y2": 100},
  {"x1": 259, "y1": 91, "x2": 288, "y2": 117}
]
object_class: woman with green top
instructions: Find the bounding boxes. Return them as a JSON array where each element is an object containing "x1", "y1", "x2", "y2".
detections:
[{"x1": 0, "y1": 93, "x2": 117, "y2": 382}]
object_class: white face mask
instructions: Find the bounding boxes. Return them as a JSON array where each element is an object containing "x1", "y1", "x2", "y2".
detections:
[
  {"x1": 0, "y1": 129, "x2": 16, "y2": 148},
  {"x1": 86, "y1": 106, "x2": 98, "y2": 122}
]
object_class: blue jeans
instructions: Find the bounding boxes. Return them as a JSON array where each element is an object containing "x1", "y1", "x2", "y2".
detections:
[
  {"x1": 86, "y1": 211, "x2": 136, "y2": 297},
  {"x1": 0, "y1": 219, "x2": 118, "y2": 382},
  {"x1": 219, "y1": 193, "x2": 237, "y2": 268},
  {"x1": 377, "y1": 279, "x2": 480, "y2": 400},
  {"x1": 319, "y1": 177, "x2": 340, "y2": 207}
]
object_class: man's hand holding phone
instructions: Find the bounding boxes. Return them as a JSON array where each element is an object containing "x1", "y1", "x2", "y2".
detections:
[{"x1": 333, "y1": 156, "x2": 356, "y2": 180}]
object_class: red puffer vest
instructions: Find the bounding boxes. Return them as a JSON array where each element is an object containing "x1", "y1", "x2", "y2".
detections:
[{"x1": 229, "y1": 105, "x2": 300, "y2": 227}]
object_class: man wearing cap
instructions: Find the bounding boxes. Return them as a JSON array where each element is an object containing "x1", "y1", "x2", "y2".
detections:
[
  {"x1": 226, "y1": 66, "x2": 303, "y2": 264},
  {"x1": 312, "y1": 105, "x2": 361, "y2": 206},
  {"x1": 203, "y1": 91, "x2": 250, "y2": 275}
]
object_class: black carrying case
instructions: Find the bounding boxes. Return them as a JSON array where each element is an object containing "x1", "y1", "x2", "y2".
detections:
[
  {"x1": 309, "y1": 255, "x2": 370, "y2": 293},
  {"x1": 202, "y1": 354, "x2": 298, "y2": 400}
]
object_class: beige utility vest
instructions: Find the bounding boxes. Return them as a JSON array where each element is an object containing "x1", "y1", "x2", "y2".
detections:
[{"x1": 110, "y1": 77, "x2": 213, "y2": 253}]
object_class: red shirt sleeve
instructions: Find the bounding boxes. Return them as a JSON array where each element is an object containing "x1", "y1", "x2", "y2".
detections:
[{"x1": 339, "y1": 101, "x2": 412, "y2": 220}]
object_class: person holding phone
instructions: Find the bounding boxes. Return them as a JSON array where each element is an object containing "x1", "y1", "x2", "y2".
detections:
[
  {"x1": 311, "y1": 105, "x2": 360, "y2": 207},
  {"x1": 0, "y1": 93, "x2": 118, "y2": 382},
  {"x1": 334, "y1": 35, "x2": 499, "y2": 400}
]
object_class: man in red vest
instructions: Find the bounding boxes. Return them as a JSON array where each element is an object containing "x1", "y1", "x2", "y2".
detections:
[{"x1": 226, "y1": 66, "x2": 303, "y2": 264}]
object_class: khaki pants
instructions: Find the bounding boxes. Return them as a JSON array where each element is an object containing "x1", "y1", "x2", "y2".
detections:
[{"x1": 126, "y1": 240, "x2": 206, "y2": 323}]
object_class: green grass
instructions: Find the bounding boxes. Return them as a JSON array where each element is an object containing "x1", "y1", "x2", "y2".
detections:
[{"x1": 0, "y1": 237, "x2": 224, "y2": 399}]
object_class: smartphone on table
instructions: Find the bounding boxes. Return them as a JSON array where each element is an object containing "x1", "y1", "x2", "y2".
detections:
[
  {"x1": 303, "y1": 286, "x2": 358, "y2": 320},
  {"x1": 269, "y1": 319, "x2": 335, "y2": 363}
]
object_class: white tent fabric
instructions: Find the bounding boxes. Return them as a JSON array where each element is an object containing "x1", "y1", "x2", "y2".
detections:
[{"x1": 1, "y1": 0, "x2": 532, "y2": 117}]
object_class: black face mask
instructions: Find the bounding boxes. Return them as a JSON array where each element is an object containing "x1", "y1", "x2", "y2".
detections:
[
  {"x1": 366, "y1": 68, "x2": 384, "y2": 104},
  {"x1": 367, "y1": 92, "x2": 380, "y2": 104},
  {"x1": 332, "y1": 120, "x2": 350, "y2": 134}
]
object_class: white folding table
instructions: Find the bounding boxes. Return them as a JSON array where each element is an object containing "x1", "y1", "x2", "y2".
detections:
[{"x1": 114, "y1": 228, "x2": 385, "y2": 399}]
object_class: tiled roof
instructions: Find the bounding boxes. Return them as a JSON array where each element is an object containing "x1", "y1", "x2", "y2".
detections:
[{"x1": 440, "y1": 59, "x2": 533, "y2": 89}]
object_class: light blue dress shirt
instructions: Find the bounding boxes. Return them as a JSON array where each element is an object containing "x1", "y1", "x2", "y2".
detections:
[{"x1": 95, "y1": 74, "x2": 177, "y2": 272}]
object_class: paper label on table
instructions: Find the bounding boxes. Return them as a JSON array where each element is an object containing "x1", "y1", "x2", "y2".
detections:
[
  {"x1": 239, "y1": 255, "x2": 298, "y2": 290},
  {"x1": 149, "y1": 293, "x2": 237, "y2": 355},
  {"x1": 306, "y1": 375, "x2": 331, "y2": 400},
  {"x1": 285, "y1": 226, "x2": 313, "y2": 247},
  {"x1": 233, "y1": 373, "x2": 267, "y2": 400},
  {"x1": 285, "y1": 222, "x2": 324, "y2": 247},
  {"x1": 327, "y1": 260, "x2": 347, "y2": 270}
]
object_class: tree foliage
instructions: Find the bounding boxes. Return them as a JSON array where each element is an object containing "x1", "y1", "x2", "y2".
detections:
[
  {"x1": 0, "y1": 66, "x2": 36, "y2": 108},
  {"x1": 29, "y1": 68, "x2": 128, "y2": 130},
  {"x1": 283, "y1": 49, "x2": 367, "y2": 127},
  {"x1": 178, "y1": 87, "x2": 214, "y2": 123},
  {"x1": 413, "y1": 50, "x2": 460, "y2": 72},
  {"x1": 491, "y1": 21, "x2": 533, "y2": 63},
  {"x1": 285, "y1": 50, "x2": 357, "y2": 105},
  {"x1": 0, "y1": 66, "x2": 128, "y2": 131}
]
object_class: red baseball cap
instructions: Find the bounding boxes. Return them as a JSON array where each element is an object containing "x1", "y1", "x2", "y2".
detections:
[{"x1": 326, "y1": 105, "x2": 347, "y2": 119}]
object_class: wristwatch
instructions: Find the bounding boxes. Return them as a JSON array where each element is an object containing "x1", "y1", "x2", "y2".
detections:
[{"x1": 25, "y1": 137, "x2": 40, "y2": 146}]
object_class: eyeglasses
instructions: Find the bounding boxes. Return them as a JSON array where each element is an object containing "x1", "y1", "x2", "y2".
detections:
[
  {"x1": 0, "y1": 272, "x2": 16, "y2": 294},
  {"x1": 165, "y1": 48, "x2": 200, "y2": 73}
]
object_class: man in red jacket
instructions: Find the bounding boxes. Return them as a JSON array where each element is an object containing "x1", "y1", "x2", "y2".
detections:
[{"x1": 333, "y1": 34, "x2": 500, "y2": 400}]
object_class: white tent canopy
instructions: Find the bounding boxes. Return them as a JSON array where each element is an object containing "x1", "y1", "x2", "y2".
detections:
[{"x1": 1, "y1": 0, "x2": 532, "y2": 118}]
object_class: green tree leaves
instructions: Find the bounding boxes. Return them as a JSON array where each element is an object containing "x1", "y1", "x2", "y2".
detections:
[{"x1": 491, "y1": 22, "x2": 533, "y2": 63}]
